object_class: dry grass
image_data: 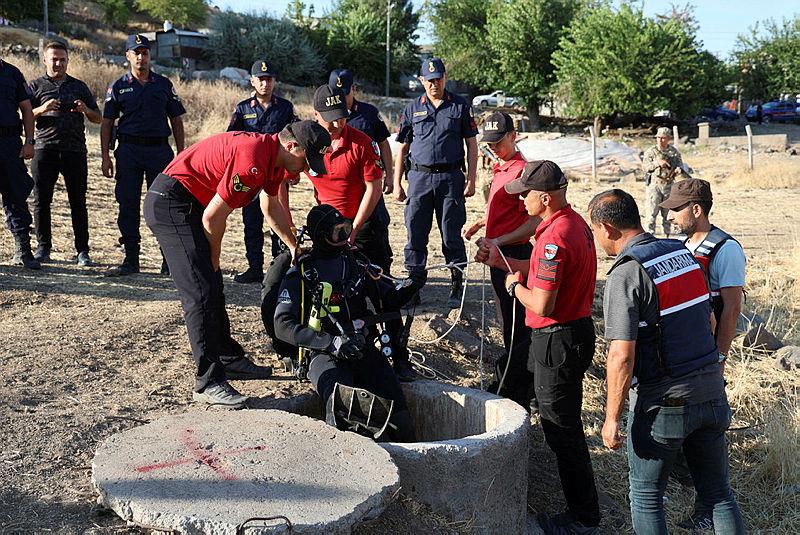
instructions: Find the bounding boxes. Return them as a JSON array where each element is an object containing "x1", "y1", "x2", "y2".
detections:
[
  {"x1": 9, "y1": 51, "x2": 317, "y2": 145},
  {"x1": 727, "y1": 157, "x2": 800, "y2": 189}
]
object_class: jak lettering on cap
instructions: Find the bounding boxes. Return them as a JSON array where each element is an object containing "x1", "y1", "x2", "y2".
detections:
[
  {"x1": 480, "y1": 111, "x2": 514, "y2": 143},
  {"x1": 313, "y1": 85, "x2": 348, "y2": 123}
]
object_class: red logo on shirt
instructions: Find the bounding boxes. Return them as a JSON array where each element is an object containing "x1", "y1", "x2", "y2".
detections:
[{"x1": 536, "y1": 258, "x2": 558, "y2": 282}]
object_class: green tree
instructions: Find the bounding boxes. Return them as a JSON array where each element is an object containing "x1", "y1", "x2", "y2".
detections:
[
  {"x1": 429, "y1": 0, "x2": 492, "y2": 88},
  {"x1": 0, "y1": 0, "x2": 64, "y2": 26},
  {"x1": 485, "y1": 0, "x2": 581, "y2": 128},
  {"x1": 95, "y1": 0, "x2": 131, "y2": 26},
  {"x1": 322, "y1": 0, "x2": 420, "y2": 90},
  {"x1": 135, "y1": 0, "x2": 207, "y2": 27},
  {"x1": 552, "y1": 2, "x2": 722, "y2": 126},
  {"x1": 208, "y1": 11, "x2": 325, "y2": 85},
  {"x1": 734, "y1": 16, "x2": 800, "y2": 101}
]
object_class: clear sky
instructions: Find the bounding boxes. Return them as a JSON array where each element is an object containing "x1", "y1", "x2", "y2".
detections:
[{"x1": 210, "y1": 0, "x2": 800, "y2": 58}]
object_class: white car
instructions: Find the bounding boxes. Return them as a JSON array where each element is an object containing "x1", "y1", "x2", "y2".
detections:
[{"x1": 472, "y1": 90, "x2": 520, "y2": 108}]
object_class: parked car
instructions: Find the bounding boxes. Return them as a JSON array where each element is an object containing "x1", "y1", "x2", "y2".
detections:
[
  {"x1": 698, "y1": 106, "x2": 739, "y2": 121},
  {"x1": 745, "y1": 101, "x2": 799, "y2": 123},
  {"x1": 472, "y1": 90, "x2": 520, "y2": 108}
]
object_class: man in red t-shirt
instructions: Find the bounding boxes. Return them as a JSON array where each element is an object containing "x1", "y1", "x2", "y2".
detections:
[
  {"x1": 469, "y1": 112, "x2": 539, "y2": 408},
  {"x1": 487, "y1": 160, "x2": 601, "y2": 533},
  {"x1": 144, "y1": 120, "x2": 331, "y2": 407}
]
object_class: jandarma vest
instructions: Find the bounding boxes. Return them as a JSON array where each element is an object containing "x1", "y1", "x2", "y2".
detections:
[
  {"x1": 685, "y1": 226, "x2": 738, "y2": 323},
  {"x1": 610, "y1": 237, "x2": 718, "y2": 384}
]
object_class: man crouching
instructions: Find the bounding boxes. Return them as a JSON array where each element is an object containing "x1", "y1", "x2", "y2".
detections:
[{"x1": 273, "y1": 204, "x2": 420, "y2": 442}]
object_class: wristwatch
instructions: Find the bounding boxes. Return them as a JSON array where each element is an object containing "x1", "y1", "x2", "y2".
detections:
[
  {"x1": 506, "y1": 281, "x2": 520, "y2": 298},
  {"x1": 718, "y1": 352, "x2": 728, "y2": 363},
  {"x1": 25, "y1": 138, "x2": 35, "y2": 146}
]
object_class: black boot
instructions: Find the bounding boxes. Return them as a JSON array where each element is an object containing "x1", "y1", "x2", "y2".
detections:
[
  {"x1": 233, "y1": 265, "x2": 264, "y2": 284},
  {"x1": 12, "y1": 234, "x2": 41, "y2": 270},
  {"x1": 447, "y1": 268, "x2": 463, "y2": 309},
  {"x1": 105, "y1": 242, "x2": 140, "y2": 277},
  {"x1": 221, "y1": 355, "x2": 273, "y2": 380}
]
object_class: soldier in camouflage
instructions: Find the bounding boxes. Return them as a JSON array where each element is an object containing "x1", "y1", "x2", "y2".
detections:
[{"x1": 642, "y1": 127, "x2": 688, "y2": 237}]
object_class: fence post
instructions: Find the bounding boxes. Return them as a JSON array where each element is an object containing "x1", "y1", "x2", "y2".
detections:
[
  {"x1": 588, "y1": 126, "x2": 597, "y2": 182},
  {"x1": 672, "y1": 125, "x2": 680, "y2": 145},
  {"x1": 745, "y1": 124, "x2": 753, "y2": 170}
]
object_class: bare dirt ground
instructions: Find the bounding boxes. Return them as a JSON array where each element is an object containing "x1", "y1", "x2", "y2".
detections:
[{"x1": 1, "y1": 114, "x2": 799, "y2": 534}]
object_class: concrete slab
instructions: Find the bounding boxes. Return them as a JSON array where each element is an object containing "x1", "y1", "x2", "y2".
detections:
[{"x1": 92, "y1": 410, "x2": 399, "y2": 534}]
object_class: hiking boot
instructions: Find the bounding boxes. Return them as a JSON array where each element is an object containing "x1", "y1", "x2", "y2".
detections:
[
  {"x1": 233, "y1": 265, "x2": 264, "y2": 284},
  {"x1": 393, "y1": 359, "x2": 417, "y2": 382},
  {"x1": 104, "y1": 258, "x2": 139, "y2": 277},
  {"x1": 12, "y1": 235, "x2": 41, "y2": 270},
  {"x1": 76, "y1": 251, "x2": 94, "y2": 267},
  {"x1": 222, "y1": 356, "x2": 273, "y2": 381},
  {"x1": 192, "y1": 381, "x2": 248, "y2": 407},
  {"x1": 160, "y1": 258, "x2": 170, "y2": 276},
  {"x1": 537, "y1": 512, "x2": 599, "y2": 535},
  {"x1": 677, "y1": 510, "x2": 714, "y2": 532},
  {"x1": 33, "y1": 246, "x2": 51, "y2": 263},
  {"x1": 105, "y1": 243, "x2": 139, "y2": 277},
  {"x1": 447, "y1": 268, "x2": 463, "y2": 309}
]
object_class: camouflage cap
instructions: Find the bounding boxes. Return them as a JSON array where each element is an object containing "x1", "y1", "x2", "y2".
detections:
[{"x1": 655, "y1": 127, "x2": 672, "y2": 138}]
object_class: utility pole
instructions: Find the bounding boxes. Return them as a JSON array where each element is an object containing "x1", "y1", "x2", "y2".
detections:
[
  {"x1": 385, "y1": 0, "x2": 392, "y2": 97},
  {"x1": 43, "y1": 0, "x2": 49, "y2": 35}
]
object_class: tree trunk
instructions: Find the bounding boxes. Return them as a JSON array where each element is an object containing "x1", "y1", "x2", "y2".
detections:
[{"x1": 527, "y1": 100, "x2": 541, "y2": 131}]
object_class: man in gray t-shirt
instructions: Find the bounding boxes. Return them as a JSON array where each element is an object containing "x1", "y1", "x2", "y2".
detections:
[{"x1": 588, "y1": 188, "x2": 744, "y2": 535}]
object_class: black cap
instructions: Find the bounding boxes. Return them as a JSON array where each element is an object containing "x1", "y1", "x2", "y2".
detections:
[
  {"x1": 504, "y1": 160, "x2": 567, "y2": 194},
  {"x1": 421, "y1": 57, "x2": 446, "y2": 80},
  {"x1": 287, "y1": 120, "x2": 332, "y2": 176},
  {"x1": 480, "y1": 111, "x2": 514, "y2": 143},
  {"x1": 126, "y1": 34, "x2": 150, "y2": 51},
  {"x1": 328, "y1": 69, "x2": 353, "y2": 95},
  {"x1": 313, "y1": 85, "x2": 348, "y2": 122},
  {"x1": 251, "y1": 60, "x2": 277, "y2": 77}
]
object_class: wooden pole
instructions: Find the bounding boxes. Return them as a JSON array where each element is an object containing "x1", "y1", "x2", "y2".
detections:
[
  {"x1": 745, "y1": 124, "x2": 753, "y2": 170},
  {"x1": 589, "y1": 125, "x2": 597, "y2": 181},
  {"x1": 672, "y1": 125, "x2": 679, "y2": 145}
]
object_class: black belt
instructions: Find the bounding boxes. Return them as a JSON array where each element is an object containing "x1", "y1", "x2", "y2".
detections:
[
  {"x1": 530, "y1": 316, "x2": 592, "y2": 335},
  {"x1": 411, "y1": 161, "x2": 463, "y2": 173},
  {"x1": 0, "y1": 125, "x2": 20, "y2": 137},
  {"x1": 118, "y1": 134, "x2": 168, "y2": 146}
]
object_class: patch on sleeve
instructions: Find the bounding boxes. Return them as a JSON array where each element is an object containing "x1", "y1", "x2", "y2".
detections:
[
  {"x1": 232, "y1": 174, "x2": 251, "y2": 193},
  {"x1": 371, "y1": 140, "x2": 380, "y2": 156},
  {"x1": 536, "y1": 258, "x2": 559, "y2": 282},
  {"x1": 277, "y1": 288, "x2": 291, "y2": 304}
]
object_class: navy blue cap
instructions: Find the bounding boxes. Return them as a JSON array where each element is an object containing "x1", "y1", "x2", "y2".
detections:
[
  {"x1": 126, "y1": 34, "x2": 150, "y2": 51},
  {"x1": 251, "y1": 60, "x2": 277, "y2": 77},
  {"x1": 421, "y1": 57, "x2": 446, "y2": 80},
  {"x1": 328, "y1": 69, "x2": 353, "y2": 95}
]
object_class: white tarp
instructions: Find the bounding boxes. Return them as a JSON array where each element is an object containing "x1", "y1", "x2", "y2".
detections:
[{"x1": 516, "y1": 134, "x2": 641, "y2": 174}]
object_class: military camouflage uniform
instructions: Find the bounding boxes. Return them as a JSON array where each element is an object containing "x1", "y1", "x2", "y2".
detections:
[{"x1": 642, "y1": 144, "x2": 685, "y2": 236}]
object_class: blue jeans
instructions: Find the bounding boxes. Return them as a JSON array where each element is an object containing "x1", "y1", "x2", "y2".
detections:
[{"x1": 627, "y1": 396, "x2": 744, "y2": 535}]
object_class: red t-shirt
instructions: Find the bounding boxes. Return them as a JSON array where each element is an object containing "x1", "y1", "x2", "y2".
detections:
[
  {"x1": 485, "y1": 152, "x2": 529, "y2": 243},
  {"x1": 164, "y1": 132, "x2": 282, "y2": 208},
  {"x1": 303, "y1": 125, "x2": 382, "y2": 219},
  {"x1": 526, "y1": 204, "x2": 597, "y2": 329}
]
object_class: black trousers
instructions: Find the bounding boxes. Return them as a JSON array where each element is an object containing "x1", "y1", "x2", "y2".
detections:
[
  {"x1": 0, "y1": 136, "x2": 34, "y2": 236},
  {"x1": 144, "y1": 173, "x2": 239, "y2": 392},
  {"x1": 241, "y1": 191, "x2": 285, "y2": 269},
  {"x1": 529, "y1": 316, "x2": 600, "y2": 527},
  {"x1": 31, "y1": 149, "x2": 89, "y2": 253},
  {"x1": 308, "y1": 346, "x2": 414, "y2": 441},
  {"x1": 489, "y1": 242, "x2": 534, "y2": 407}
]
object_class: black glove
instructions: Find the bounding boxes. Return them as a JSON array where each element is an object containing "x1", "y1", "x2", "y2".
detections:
[{"x1": 329, "y1": 333, "x2": 364, "y2": 361}]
